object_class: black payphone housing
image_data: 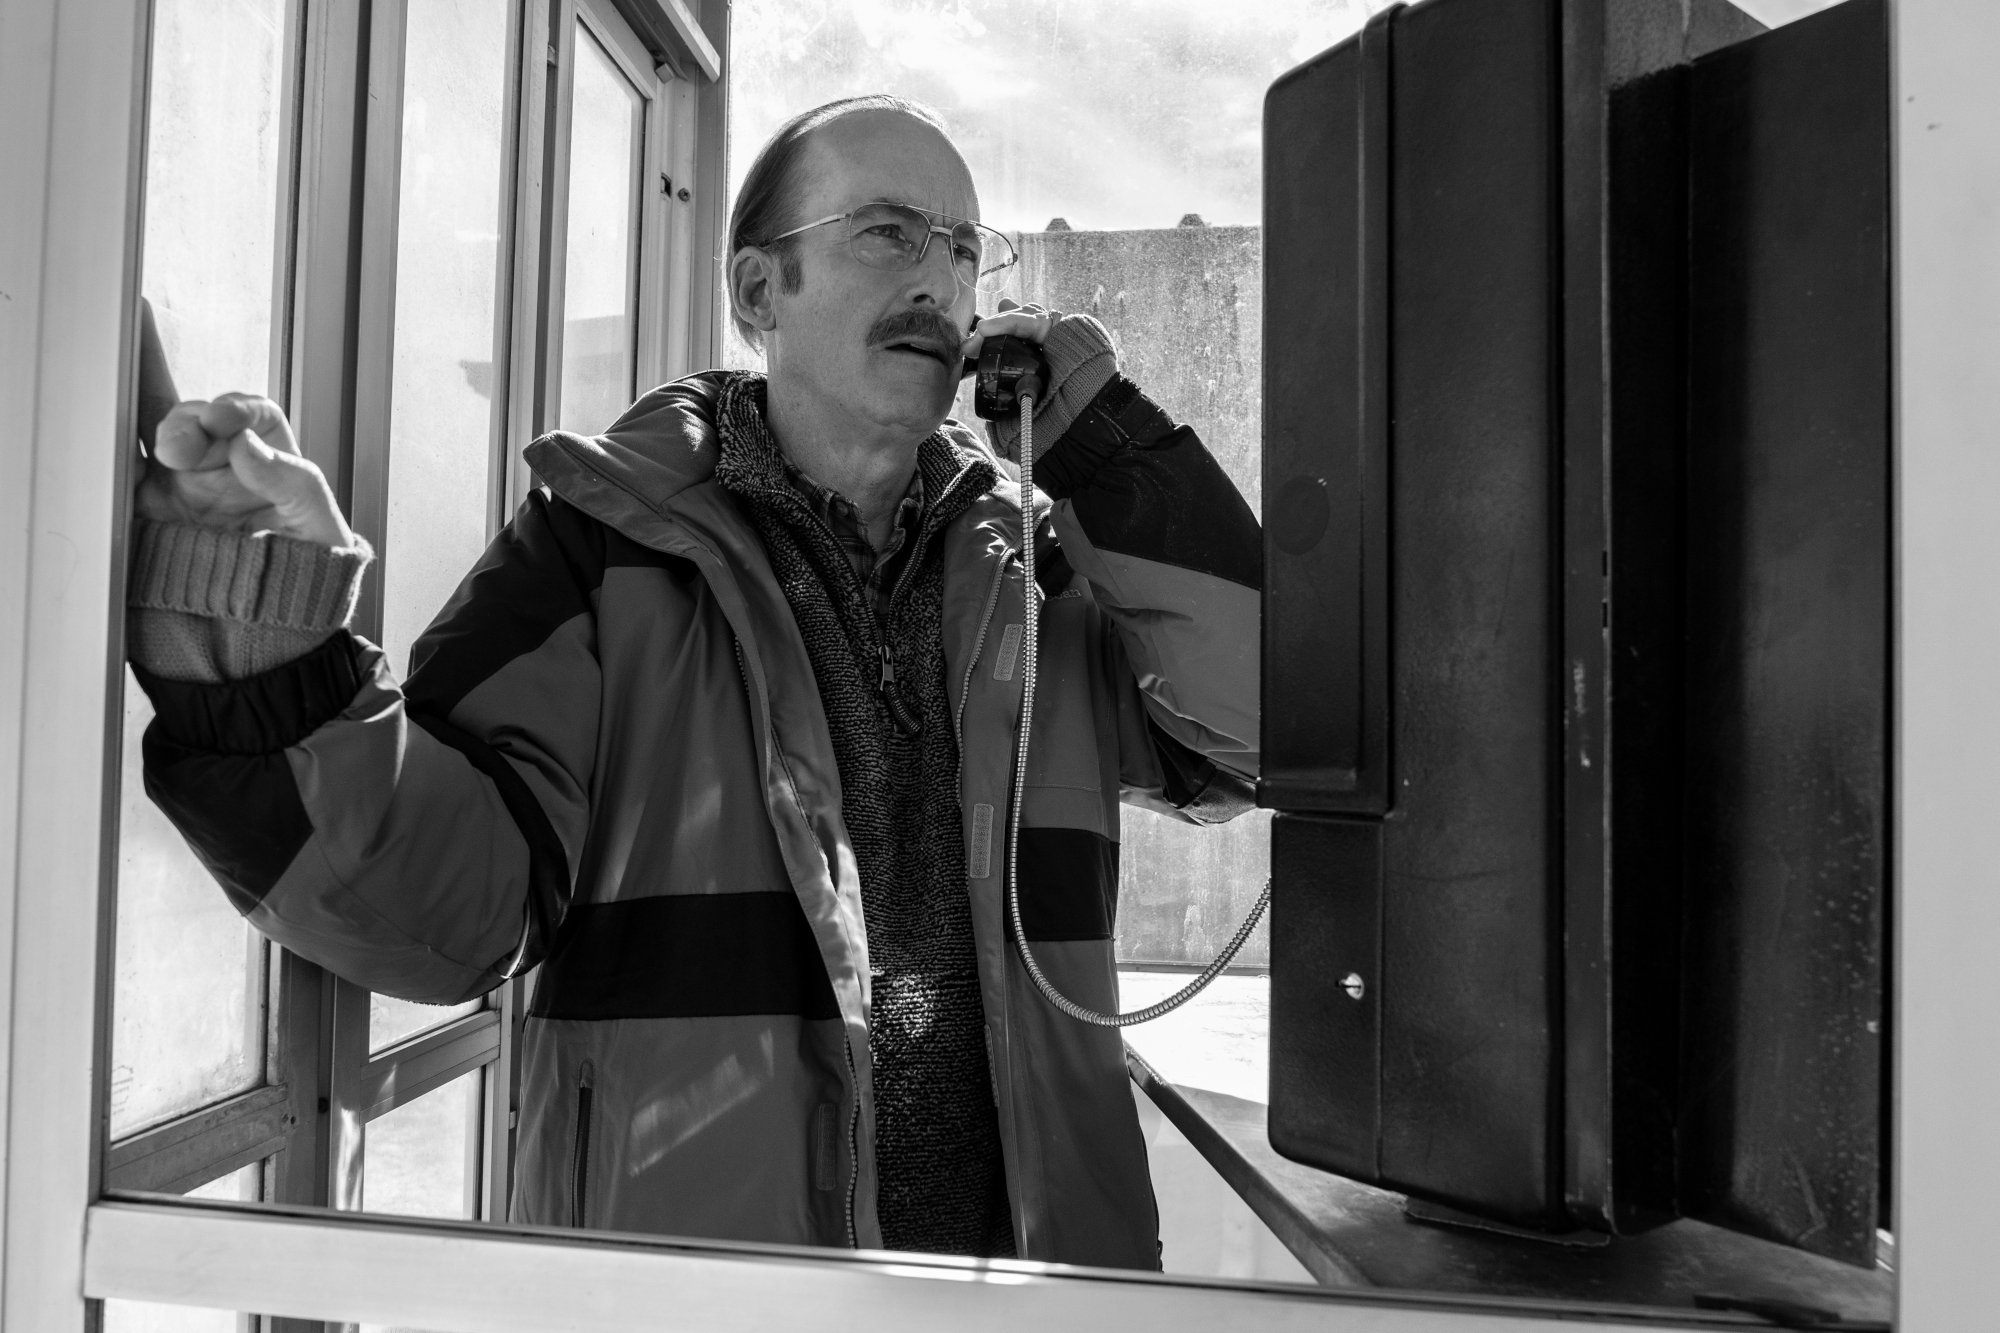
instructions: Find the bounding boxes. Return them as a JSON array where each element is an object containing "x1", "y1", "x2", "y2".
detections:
[{"x1": 1261, "y1": 0, "x2": 1889, "y2": 1266}]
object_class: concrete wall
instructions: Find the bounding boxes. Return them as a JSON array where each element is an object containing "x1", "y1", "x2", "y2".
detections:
[{"x1": 1007, "y1": 224, "x2": 1273, "y2": 970}]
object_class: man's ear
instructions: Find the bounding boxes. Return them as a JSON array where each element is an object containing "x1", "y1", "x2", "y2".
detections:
[{"x1": 729, "y1": 248, "x2": 780, "y2": 339}]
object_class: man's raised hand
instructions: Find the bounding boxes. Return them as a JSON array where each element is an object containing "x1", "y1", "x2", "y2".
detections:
[{"x1": 135, "y1": 393, "x2": 358, "y2": 549}]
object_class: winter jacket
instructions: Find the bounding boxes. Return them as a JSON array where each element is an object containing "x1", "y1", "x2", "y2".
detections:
[{"x1": 135, "y1": 369, "x2": 1262, "y2": 1267}]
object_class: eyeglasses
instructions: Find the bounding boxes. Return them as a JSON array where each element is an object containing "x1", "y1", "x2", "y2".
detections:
[{"x1": 761, "y1": 202, "x2": 1018, "y2": 293}]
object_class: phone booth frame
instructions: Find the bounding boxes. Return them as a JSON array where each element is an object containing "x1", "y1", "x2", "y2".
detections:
[{"x1": 3, "y1": 0, "x2": 1997, "y2": 1326}]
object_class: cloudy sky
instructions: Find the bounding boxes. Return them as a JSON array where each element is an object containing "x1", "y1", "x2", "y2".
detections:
[{"x1": 728, "y1": 0, "x2": 1396, "y2": 234}]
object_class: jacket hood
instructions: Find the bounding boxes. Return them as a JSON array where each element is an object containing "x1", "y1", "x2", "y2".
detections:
[{"x1": 526, "y1": 371, "x2": 733, "y2": 514}]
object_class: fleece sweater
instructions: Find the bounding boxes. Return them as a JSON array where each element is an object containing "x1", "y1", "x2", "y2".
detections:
[{"x1": 713, "y1": 372, "x2": 1015, "y2": 1257}]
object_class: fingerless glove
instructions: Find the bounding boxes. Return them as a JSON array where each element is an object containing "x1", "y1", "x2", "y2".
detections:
[
  {"x1": 126, "y1": 519, "x2": 373, "y2": 683},
  {"x1": 984, "y1": 310, "x2": 1119, "y2": 464}
]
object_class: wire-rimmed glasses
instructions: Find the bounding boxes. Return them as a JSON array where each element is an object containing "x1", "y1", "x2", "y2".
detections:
[{"x1": 762, "y1": 202, "x2": 1018, "y2": 293}]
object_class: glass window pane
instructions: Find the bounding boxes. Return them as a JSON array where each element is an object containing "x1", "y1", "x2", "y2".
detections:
[
  {"x1": 557, "y1": 25, "x2": 644, "y2": 435},
  {"x1": 1115, "y1": 807, "x2": 1272, "y2": 968},
  {"x1": 363, "y1": 1074, "x2": 482, "y2": 1218},
  {"x1": 380, "y1": 0, "x2": 516, "y2": 671},
  {"x1": 114, "y1": 0, "x2": 292, "y2": 1144},
  {"x1": 186, "y1": 1160, "x2": 262, "y2": 1202},
  {"x1": 371, "y1": 991, "x2": 480, "y2": 1053},
  {"x1": 140, "y1": 0, "x2": 289, "y2": 399},
  {"x1": 112, "y1": 683, "x2": 267, "y2": 1139}
]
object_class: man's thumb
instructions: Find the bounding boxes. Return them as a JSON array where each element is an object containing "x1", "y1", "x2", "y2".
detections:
[
  {"x1": 227, "y1": 428, "x2": 299, "y2": 499},
  {"x1": 227, "y1": 429, "x2": 355, "y2": 547}
]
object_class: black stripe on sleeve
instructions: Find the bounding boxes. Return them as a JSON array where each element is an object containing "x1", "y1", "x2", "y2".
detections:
[
  {"x1": 408, "y1": 707, "x2": 573, "y2": 977},
  {"x1": 133, "y1": 630, "x2": 365, "y2": 914},
  {"x1": 404, "y1": 493, "x2": 694, "y2": 719},
  {"x1": 530, "y1": 893, "x2": 840, "y2": 1021},
  {"x1": 1010, "y1": 826, "x2": 1119, "y2": 942},
  {"x1": 135, "y1": 628, "x2": 364, "y2": 754},
  {"x1": 1039, "y1": 377, "x2": 1264, "y2": 593},
  {"x1": 141, "y1": 741, "x2": 314, "y2": 916},
  {"x1": 402, "y1": 493, "x2": 605, "y2": 717}
]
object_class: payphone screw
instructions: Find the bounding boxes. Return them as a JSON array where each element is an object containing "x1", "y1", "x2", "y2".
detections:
[{"x1": 1341, "y1": 972, "x2": 1366, "y2": 1001}]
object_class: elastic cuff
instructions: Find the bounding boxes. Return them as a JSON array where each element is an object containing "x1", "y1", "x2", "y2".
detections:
[
  {"x1": 130, "y1": 519, "x2": 372, "y2": 631},
  {"x1": 134, "y1": 628, "x2": 365, "y2": 754}
]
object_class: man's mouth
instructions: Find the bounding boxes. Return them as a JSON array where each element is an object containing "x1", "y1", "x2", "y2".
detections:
[{"x1": 880, "y1": 338, "x2": 955, "y2": 369}]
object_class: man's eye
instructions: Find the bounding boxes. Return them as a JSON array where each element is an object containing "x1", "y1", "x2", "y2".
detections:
[
  {"x1": 861, "y1": 223, "x2": 918, "y2": 247},
  {"x1": 952, "y1": 242, "x2": 982, "y2": 267}
]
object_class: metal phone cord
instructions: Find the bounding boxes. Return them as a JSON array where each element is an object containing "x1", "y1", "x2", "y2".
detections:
[{"x1": 1005, "y1": 395, "x2": 1272, "y2": 1027}]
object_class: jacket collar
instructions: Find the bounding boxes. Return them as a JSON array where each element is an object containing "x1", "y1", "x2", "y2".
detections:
[
  {"x1": 525, "y1": 369, "x2": 1005, "y2": 529},
  {"x1": 524, "y1": 371, "x2": 733, "y2": 521}
]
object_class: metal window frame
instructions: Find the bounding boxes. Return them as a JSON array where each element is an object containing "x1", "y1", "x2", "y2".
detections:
[
  {"x1": 536, "y1": 0, "x2": 680, "y2": 446},
  {"x1": 93, "y1": 0, "x2": 315, "y2": 1219},
  {"x1": 105, "y1": 1087, "x2": 294, "y2": 1197},
  {"x1": 83, "y1": 0, "x2": 712, "y2": 1270},
  {"x1": 12, "y1": 0, "x2": 1999, "y2": 1327}
]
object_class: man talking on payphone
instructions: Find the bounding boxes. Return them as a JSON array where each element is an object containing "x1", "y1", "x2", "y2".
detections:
[{"x1": 126, "y1": 95, "x2": 1260, "y2": 1266}]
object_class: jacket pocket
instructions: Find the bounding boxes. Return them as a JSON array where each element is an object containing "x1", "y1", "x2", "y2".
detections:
[
  {"x1": 812, "y1": 1103, "x2": 838, "y2": 1192},
  {"x1": 570, "y1": 1058, "x2": 596, "y2": 1228}
]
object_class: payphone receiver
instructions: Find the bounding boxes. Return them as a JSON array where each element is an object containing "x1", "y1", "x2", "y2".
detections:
[
  {"x1": 981, "y1": 335, "x2": 1272, "y2": 1029},
  {"x1": 969, "y1": 333, "x2": 1047, "y2": 422}
]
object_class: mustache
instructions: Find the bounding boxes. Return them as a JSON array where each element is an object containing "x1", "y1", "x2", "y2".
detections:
[{"x1": 866, "y1": 308, "x2": 966, "y2": 356}]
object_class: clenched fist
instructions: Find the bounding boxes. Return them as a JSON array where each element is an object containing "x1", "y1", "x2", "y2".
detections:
[{"x1": 135, "y1": 394, "x2": 357, "y2": 549}]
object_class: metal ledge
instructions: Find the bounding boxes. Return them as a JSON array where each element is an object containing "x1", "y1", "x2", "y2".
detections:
[{"x1": 1126, "y1": 1051, "x2": 1892, "y2": 1326}]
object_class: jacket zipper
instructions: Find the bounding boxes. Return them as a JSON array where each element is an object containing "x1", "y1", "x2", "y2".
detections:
[
  {"x1": 877, "y1": 467, "x2": 979, "y2": 737},
  {"x1": 733, "y1": 635, "x2": 860, "y2": 1249},
  {"x1": 570, "y1": 1059, "x2": 596, "y2": 1229},
  {"x1": 878, "y1": 644, "x2": 921, "y2": 734}
]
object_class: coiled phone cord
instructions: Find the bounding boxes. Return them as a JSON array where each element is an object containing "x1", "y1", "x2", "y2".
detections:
[{"x1": 1004, "y1": 395, "x2": 1273, "y2": 1028}]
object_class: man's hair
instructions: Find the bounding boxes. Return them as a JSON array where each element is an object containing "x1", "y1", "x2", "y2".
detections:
[{"x1": 727, "y1": 94, "x2": 951, "y2": 349}]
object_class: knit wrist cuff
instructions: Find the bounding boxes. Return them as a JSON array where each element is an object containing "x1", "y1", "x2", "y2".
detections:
[
  {"x1": 1040, "y1": 312, "x2": 1119, "y2": 406},
  {"x1": 129, "y1": 519, "x2": 372, "y2": 631}
]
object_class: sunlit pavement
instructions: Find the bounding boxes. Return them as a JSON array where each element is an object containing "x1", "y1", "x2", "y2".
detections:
[{"x1": 1116, "y1": 972, "x2": 1270, "y2": 1105}]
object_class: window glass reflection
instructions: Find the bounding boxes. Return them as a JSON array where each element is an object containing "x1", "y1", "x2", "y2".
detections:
[
  {"x1": 371, "y1": 991, "x2": 480, "y2": 1053},
  {"x1": 380, "y1": 0, "x2": 516, "y2": 672},
  {"x1": 363, "y1": 1075, "x2": 482, "y2": 1218},
  {"x1": 140, "y1": 0, "x2": 289, "y2": 400},
  {"x1": 187, "y1": 1160, "x2": 264, "y2": 1202},
  {"x1": 114, "y1": 0, "x2": 292, "y2": 1141},
  {"x1": 557, "y1": 24, "x2": 644, "y2": 435}
]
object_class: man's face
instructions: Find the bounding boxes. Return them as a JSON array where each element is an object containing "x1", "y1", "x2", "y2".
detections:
[{"x1": 762, "y1": 111, "x2": 981, "y2": 439}]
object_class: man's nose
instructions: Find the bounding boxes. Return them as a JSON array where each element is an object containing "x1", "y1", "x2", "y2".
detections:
[{"x1": 902, "y1": 233, "x2": 961, "y2": 306}]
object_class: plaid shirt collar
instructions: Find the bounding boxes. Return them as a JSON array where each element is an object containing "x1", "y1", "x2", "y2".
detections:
[{"x1": 781, "y1": 457, "x2": 928, "y2": 604}]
